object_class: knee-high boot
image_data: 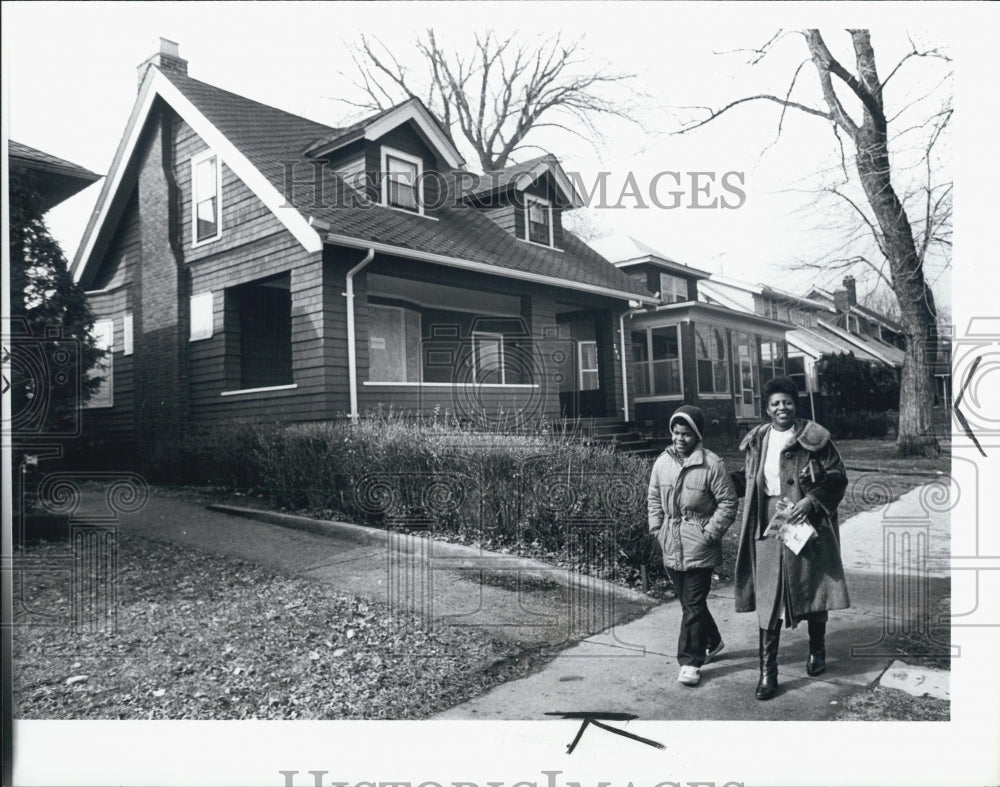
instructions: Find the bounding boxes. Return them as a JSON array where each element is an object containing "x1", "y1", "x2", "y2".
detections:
[
  {"x1": 755, "y1": 627, "x2": 780, "y2": 700},
  {"x1": 807, "y1": 619, "x2": 826, "y2": 676}
]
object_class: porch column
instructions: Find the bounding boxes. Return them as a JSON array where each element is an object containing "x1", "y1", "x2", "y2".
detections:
[
  {"x1": 520, "y1": 294, "x2": 561, "y2": 419},
  {"x1": 595, "y1": 310, "x2": 624, "y2": 420}
]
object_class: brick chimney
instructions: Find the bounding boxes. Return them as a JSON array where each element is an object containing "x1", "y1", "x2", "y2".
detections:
[
  {"x1": 137, "y1": 38, "x2": 188, "y2": 88},
  {"x1": 842, "y1": 275, "x2": 857, "y2": 307}
]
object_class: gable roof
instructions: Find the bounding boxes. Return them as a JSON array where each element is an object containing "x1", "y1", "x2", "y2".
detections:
[
  {"x1": 73, "y1": 65, "x2": 651, "y2": 304},
  {"x1": 302, "y1": 97, "x2": 464, "y2": 168},
  {"x1": 592, "y1": 234, "x2": 711, "y2": 280},
  {"x1": 817, "y1": 317, "x2": 905, "y2": 366},
  {"x1": 9, "y1": 140, "x2": 100, "y2": 211},
  {"x1": 467, "y1": 154, "x2": 583, "y2": 208}
]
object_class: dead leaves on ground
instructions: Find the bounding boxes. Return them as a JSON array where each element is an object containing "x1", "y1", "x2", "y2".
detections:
[{"x1": 12, "y1": 534, "x2": 523, "y2": 720}]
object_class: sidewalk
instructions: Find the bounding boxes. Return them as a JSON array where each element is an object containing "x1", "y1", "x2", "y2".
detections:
[{"x1": 78, "y1": 481, "x2": 949, "y2": 720}]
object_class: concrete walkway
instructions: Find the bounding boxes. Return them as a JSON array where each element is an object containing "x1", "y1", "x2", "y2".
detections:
[
  {"x1": 77, "y1": 481, "x2": 949, "y2": 720},
  {"x1": 434, "y1": 482, "x2": 951, "y2": 719}
]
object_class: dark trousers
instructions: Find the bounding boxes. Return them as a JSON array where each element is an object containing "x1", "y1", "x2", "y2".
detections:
[{"x1": 666, "y1": 566, "x2": 721, "y2": 667}]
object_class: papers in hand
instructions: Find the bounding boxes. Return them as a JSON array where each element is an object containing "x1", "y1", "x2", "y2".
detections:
[{"x1": 764, "y1": 499, "x2": 818, "y2": 555}]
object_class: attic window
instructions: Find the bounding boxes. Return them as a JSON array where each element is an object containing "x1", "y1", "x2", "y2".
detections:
[
  {"x1": 659, "y1": 273, "x2": 687, "y2": 304},
  {"x1": 192, "y1": 151, "x2": 221, "y2": 244},
  {"x1": 525, "y1": 197, "x2": 553, "y2": 247},
  {"x1": 381, "y1": 147, "x2": 422, "y2": 214}
]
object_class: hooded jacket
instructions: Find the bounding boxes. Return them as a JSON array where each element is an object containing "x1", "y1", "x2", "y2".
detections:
[
  {"x1": 648, "y1": 445, "x2": 738, "y2": 571},
  {"x1": 733, "y1": 419, "x2": 851, "y2": 618}
]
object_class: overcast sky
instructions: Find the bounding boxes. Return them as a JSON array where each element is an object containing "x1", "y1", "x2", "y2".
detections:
[{"x1": 4, "y1": 2, "x2": 963, "y2": 310}]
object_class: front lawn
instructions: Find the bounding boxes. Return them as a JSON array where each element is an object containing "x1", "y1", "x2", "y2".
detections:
[{"x1": 12, "y1": 533, "x2": 547, "y2": 719}]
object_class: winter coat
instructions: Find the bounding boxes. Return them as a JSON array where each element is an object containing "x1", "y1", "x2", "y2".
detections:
[
  {"x1": 648, "y1": 446, "x2": 738, "y2": 571},
  {"x1": 733, "y1": 419, "x2": 851, "y2": 618}
]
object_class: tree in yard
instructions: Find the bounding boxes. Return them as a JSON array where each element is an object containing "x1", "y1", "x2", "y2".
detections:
[
  {"x1": 339, "y1": 30, "x2": 636, "y2": 173},
  {"x1": 680, "y1": 30, "x2": 950, "y2": 454},
  {"x1": 8, "y1": 171, "x2": 104, "y2": 449}
]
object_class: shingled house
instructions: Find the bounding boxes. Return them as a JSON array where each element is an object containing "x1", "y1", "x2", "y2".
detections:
[
  {"x1": 591, "y1": 236, "x2": 791, "y2": 435},
  {"x1": 71, "y1": 40, "x2": 656, "y2": 464}
]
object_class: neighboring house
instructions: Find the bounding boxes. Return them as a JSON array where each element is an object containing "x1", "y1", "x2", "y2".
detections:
[
  {"x1": 702, "y1": 273, "x2": 913, "y2": 420},
  {"x1": 8, "y1": 140, "x2": 100, "y2": 211},
  {"x1": 70, "y1": 40, "x2": 656, "y2": 463},
  {"x1": 590, "y1": 236, "x2": 790, "y2": 434},
  {"x1": 807, "y1": 277, "x2": 951, "y2": 405}
]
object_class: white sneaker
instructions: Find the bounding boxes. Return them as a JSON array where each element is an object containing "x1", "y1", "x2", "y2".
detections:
[
  {"x1": 677, "y1": 665, "x2": 701, "y2": 686},
  {"x1": 704, "y1": 640, "x2": 725, "y2": 664}
]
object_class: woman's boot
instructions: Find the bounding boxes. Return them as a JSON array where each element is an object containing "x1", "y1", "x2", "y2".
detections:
[
  {"x1": 807, "y1": 619, "x2": 826, "y2": 676},
  {"x1": 755, "y1": 627, "x2": 780, "y2": 700}
]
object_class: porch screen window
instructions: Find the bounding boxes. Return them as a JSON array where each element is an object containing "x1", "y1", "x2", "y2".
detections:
[
  {"x1": 759, "y1": 340, "x2": 786, "y2": 386},
  {"x1": 579, "y1": 341, "x2": 599, "y2": 391},
  {"x1": 368, "y1": 305, "x2": 420, "y2": 382},
  {"x1": 787, "y1": 355, "x2": 808, "y2": 395},
  {"x1": 192, "y1": 153, "x2": 220, "y2": 243},
  {"x1": 526, "y1": 198, "x2": 552, "y2": 246},
  {"x1": 384, "y1": 153, "x2": 419, "y2": 212},
  {"x1": 473, "y1": 331, "x2": 505, "y2": 384},
  {"x1": 696, "y1": 324, "x2": 729, "y2": 394},
  {"x1": 630, "y1": 325, "x2": 681, "y2": 397},
  {"x1": 659, "y1": 273, "x2": 688, "y2": 304}
]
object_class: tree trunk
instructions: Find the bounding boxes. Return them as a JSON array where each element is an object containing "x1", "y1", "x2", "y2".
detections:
[{"x1": 854, "y1": 124, "x2": 939, "y2": 454}]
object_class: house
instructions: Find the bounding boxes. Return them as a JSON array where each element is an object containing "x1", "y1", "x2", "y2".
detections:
[
  {"x1": 701, "y1": 273, "x2": 911, "y2": 420},
  {"x1": 8, "y1": 140, "x2": 100, "y2": 211},
  {"x1": 589, "y1": 236, "x2": 790, "y2": 435},
  {"x1": 807, "y1": 277, "x2": 950, "y2": 405},
  {"x1": 70, "y1": 40, "x2": 657, "y2": 465}
]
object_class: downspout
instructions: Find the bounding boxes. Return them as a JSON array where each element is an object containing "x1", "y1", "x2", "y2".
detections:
[
  {"x1": 619, "y1": 305, "x2": 645, "y2": 423},
  {"x1": 345, "y1": 248, "x2": 375, "y2": 419}
]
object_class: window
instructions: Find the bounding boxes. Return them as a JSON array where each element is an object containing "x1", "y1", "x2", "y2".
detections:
[
  {"x1": 190, "y1": 292, "x2": 214, "y2": 341},
  {"x1": 192, "y1": 152, "x2": 221, "y2": 244},
  {"x1": 695, "y1": 324, "x2": 729, "y2": 394},
  {"x1": 579, "y1": 341, "x2": 599, "y2": 391},
  {"x1": 368, "y1": 305, "x2": 421, "y2": 382},
  {"x1": 731, "y1": 330, "x2": 759, "y2": 419},
  {"x1": 659, "y1": 273, "x2": 688, "y2": 304},
  {"x1": 381, "y1": 147, "x2": 422, "y2": 213},
  {"x1": 472, "y1": 331, "x2": 505, "y2": 384},
  {"x1": 630, "y1": 324, "x2": 681, "y2": 397},
  {"x1": 123, "y1": 312, "x2": 133, "y2": 356},
  {"x1": 525, "y1": 197, "x2": 553, "y2": 246},
  {"x1": 759, "y1": 339, "x2": 786, "y2": 386},
  {"x1": 86, "y1": 319, "x2": 114, "y2": 408},
  {"x1": 227, "y1": 275, "x2": 293, "y2": 390},
  {"x1": 787, "y1": 355, "x2": 808, "y2": 395}
]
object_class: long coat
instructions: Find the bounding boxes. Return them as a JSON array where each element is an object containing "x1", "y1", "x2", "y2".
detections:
[
  {"x1": 733, "y1": 419, "x2": 850, "y2": 621},
  {"x1": 648, "y1": 446, "x2": 738, "y2": 571}
]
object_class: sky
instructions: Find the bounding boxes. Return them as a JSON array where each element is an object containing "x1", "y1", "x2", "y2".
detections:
[{"x1": 3, "y1": 3, "x2": 957, "y2": 310}]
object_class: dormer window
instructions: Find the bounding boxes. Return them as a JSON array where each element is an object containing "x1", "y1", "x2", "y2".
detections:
[
  {"x1": 192, "y1": 151, "x2": 221, "y2": 245},
  {"x1": 381, "y1": 147, "x2": 422, "y2": 214},
  {"x1": 525, "y1": 196, "x2": 554, "y2": 247},
  {"x1": 659, "y1": 272, "x2": 687, "y2": 304}
]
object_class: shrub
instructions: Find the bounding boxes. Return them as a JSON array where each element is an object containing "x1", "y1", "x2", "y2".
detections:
[
  {"x1": 822, "y1": 410, "x2": 892, "y2": 439},
  {"x1": 180, "y1": 410, "x2": 663, "y2": 583}
]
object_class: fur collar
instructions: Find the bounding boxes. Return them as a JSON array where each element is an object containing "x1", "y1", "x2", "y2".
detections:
[{"x1": 739, "y1": 419, "x2": 831, "y2": 453}]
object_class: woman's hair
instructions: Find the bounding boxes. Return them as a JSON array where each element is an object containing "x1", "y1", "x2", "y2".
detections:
[{"x1": 763, "y1": 375, "x2": 799, "y2": 401}]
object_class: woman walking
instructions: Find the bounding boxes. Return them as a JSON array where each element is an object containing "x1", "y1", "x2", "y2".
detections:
[
  {"x1": 648, "y1": 405, "x2": 738, "y2": 687},
  {"x1": 734, "y1": 376, "x2": 850, "y2": 700}
]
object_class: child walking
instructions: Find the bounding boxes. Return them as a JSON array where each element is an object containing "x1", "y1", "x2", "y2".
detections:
[{"x1": 648, "y1": 405, "x2": 738, "y2": 686}]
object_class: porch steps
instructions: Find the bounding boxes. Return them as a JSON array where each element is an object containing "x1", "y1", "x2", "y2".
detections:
[{"x1": 556, "y1": 418, "x2": 667, "y2": 458}]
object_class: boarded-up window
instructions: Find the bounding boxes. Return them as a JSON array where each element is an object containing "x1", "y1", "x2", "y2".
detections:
[
  {"x1": 190, "y1": 292, "x2": 214, "y2": 341},
  {"x1": 368, "y1": 305, "x2": 420, "y2": 382}
]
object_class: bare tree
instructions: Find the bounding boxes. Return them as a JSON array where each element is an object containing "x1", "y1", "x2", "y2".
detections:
[
  {"x1": 339, "y1": 30, "x2": 636, "y2": 172},
  {"x1": 680, "y1": 30, "x2": 951, "y2": 454}
]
